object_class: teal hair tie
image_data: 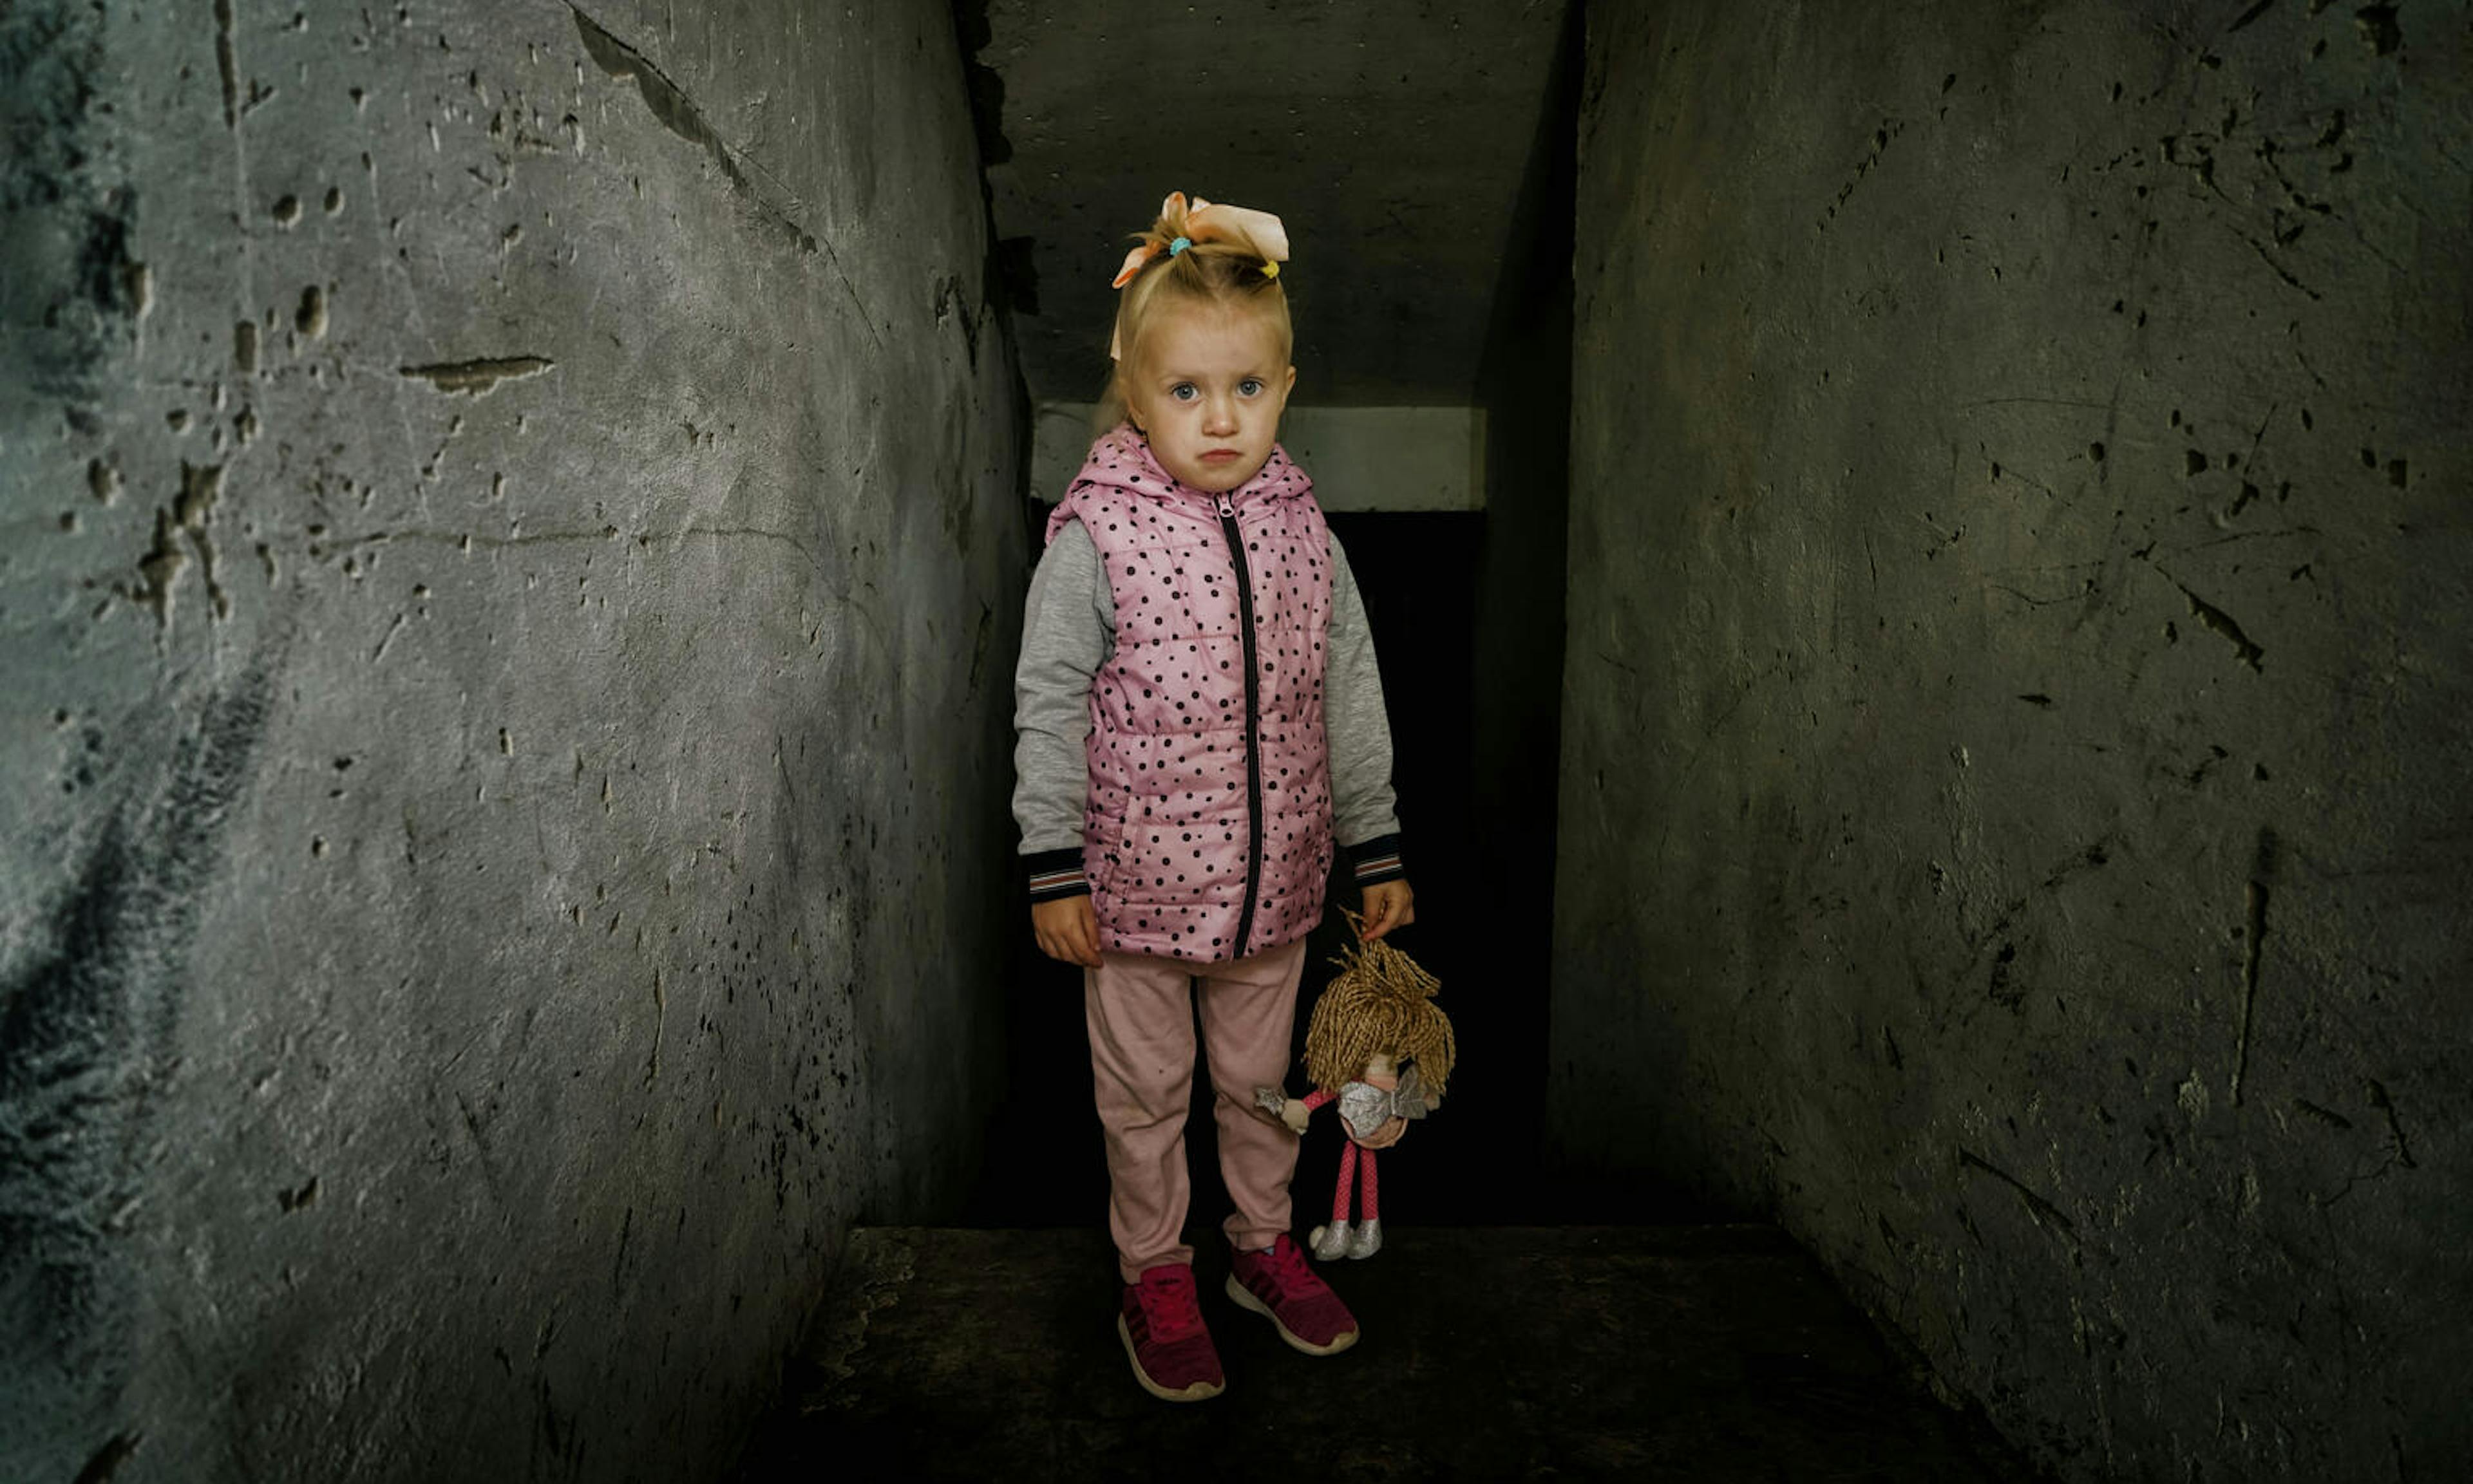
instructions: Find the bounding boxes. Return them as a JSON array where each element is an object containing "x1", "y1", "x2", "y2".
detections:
[{"x1": 1168, "y1": 236, "x2": 1192, "y2": 257}]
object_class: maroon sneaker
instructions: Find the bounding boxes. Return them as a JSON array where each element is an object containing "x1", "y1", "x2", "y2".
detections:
[
  {"x1": 1118, "y1": 1264, "x2": 1226, "y2": 1402},
  {"x1": 1226, "y1": 1234, "x2": 1361, "y2": 1355}
]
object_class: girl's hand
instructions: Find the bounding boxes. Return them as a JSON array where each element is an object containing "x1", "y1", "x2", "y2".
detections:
[
  {"x1": 1360, "y1": 879, "x2": 1416, "y2": 941},
  {"x1": 1032, "y1": 896, "x2": 1103, "y2": 968}
]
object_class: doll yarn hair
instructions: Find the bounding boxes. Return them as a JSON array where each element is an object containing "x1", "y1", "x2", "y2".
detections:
[{"x1": 1302, "y1": 916, "x2": 1455, "y2": 1100}]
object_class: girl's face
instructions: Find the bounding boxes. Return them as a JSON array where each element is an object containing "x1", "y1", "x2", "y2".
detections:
[{"x1": 1122, "y1": 298, "x2": 1296, "y2": 494}]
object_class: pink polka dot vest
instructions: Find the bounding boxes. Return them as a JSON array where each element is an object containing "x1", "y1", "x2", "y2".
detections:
[{"x1": 1048, "y1": 424, "x2": 1336, "y2": 964}]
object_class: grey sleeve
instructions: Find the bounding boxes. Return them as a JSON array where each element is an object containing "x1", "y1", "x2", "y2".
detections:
[
  {"x1": 1325, "y1": 532, "x2": 1403, "y2": 849},
  {"x1": 1011, "y1": 519, "x2": 1114, "y2": 856}
]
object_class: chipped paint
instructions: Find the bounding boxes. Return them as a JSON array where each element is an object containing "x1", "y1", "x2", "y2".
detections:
[{"x1": 397, "y1": 355, "x2": 556, "y2": 394}]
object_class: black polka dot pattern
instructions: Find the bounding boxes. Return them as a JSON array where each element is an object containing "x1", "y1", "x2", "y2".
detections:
[{"x1": 1047, "y1": 425, "x2": 1336, "y2": 965}]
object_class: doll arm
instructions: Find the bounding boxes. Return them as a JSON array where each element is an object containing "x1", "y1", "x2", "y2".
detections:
[
  {"x1": 1289, "y1": 1084, "x2": 1338, "y2": 1134},
  {"x1": 1255, "y1": 1084, "x2": 1336, "y2": 1134}
]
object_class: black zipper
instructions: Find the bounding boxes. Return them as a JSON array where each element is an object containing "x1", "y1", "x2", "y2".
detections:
[{"x1": 1215, "y1": 493, "x2": 1264, "y2": 958}]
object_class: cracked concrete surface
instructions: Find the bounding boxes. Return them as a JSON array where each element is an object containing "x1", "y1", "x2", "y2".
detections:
[
  {"x1": 1554, "y1": 3, "x2": 2470, "y2": 1478},
  {"x1": 0, "y1": 2, "x2": 1020, "y2": 1479}
]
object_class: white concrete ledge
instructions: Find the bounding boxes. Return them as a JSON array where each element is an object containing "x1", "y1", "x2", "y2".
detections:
[{"x1": 1032, "y1": 403, "x2": 1485, "y2": 512}]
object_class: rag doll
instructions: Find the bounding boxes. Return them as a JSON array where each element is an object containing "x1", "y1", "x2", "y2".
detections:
[{"x1": 1255, "y1": 918, "x2": 1455, "y2": 1259}]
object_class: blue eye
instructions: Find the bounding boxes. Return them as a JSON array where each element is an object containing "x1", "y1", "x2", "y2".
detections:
[
  {"x1": 1170, "y1": 384, "x2": 1198, "y2": 401},
  {"x1": 1239, "y1": 378, "x2": 1264, "y2": 396}
]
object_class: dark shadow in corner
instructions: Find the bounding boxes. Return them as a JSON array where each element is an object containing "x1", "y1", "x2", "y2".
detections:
[{"x1": 1469, "y1": 2, "x2": 1708, "y2": 1223}]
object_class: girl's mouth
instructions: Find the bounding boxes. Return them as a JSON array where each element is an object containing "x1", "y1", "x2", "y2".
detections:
[{"x1": 1200, "y1": 449, "x2": 1241, "y2": 462}]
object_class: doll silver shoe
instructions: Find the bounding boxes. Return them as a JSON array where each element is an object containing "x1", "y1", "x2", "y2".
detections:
[
  {"x1": 1309, "y1": 1221, "x2": 1353, "y2": 1261},
  {"x1": 1345, "y1": 1218, "x2": 1383, "y2": 1259}
]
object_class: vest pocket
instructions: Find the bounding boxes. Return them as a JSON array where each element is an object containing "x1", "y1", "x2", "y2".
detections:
[{"x1": 1086, "y1": 805, "x2": 1128, "y2": 897}]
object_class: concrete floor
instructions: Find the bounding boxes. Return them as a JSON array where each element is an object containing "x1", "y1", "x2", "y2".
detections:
[{"x1": 733, "y1": 1226, "x2": 2030, "y2": 1481}]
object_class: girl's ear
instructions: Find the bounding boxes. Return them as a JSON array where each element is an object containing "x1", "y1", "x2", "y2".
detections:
[{"x1": 1284, "y1": 365, "x2": 1298, "y2": 398}]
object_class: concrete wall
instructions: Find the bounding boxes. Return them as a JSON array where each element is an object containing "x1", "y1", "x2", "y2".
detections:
[
  {"x1": 1555, "y1": 2, "x2": 2468, "y2": 1477},
  {"x1": 1, "y1": 3, "x2": 1021, "y2": 1480}
]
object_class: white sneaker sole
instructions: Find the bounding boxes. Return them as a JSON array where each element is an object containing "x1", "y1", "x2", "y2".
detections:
[{"x1": 1116, "y1": 1313, "x2": 1224, "y2": 1402}]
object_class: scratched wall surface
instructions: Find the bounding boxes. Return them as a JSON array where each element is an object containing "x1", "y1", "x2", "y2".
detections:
[
  {"x1": 1555, "y1": 1, "x2": 2468, "y2": 1477},
  {"x1": 0, "y1": 1, "x2": 1021, "y2": 1480}
]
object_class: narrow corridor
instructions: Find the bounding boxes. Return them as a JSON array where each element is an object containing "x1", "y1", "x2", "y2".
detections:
[{"x1": 3, "y1": 3, "x2": 2463, "y2": 1482}]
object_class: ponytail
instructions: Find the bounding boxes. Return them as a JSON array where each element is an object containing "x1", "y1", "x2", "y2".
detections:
[{"x1": 1096, "y1": 191, "x2": 1293, "y2": 431}]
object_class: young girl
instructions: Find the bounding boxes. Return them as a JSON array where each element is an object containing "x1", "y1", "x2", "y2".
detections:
[{"x1": 1012, "y1": 192, "x2": 1415, "y2": 1403}]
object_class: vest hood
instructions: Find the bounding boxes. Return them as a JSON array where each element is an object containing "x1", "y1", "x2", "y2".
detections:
[{"x1": 1047, "y1": 424, "x2": 1314, "y2": 547}]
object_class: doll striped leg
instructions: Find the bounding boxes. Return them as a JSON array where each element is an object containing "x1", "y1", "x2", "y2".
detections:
[
  {"x1": 1348, "y1": 1148, "x2": 1384, "y2": 1259},
  {"x1": 1310, "y1": 1143, "x2": 1358, "y2": 1260}
]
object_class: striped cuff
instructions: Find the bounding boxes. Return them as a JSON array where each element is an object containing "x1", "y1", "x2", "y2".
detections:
[
  {"x1": 1346, "y1": 833, "x2": 1407, "y2": 888},
  {"x1": 1024, "y1": 845, "x2": 1089, "y2": 901}
]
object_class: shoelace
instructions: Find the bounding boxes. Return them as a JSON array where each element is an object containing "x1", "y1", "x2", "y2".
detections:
[
  {"x1": 1135, "y1": 1269, "x2": 1204, "y2": 1341},
  {"x1": 1251, "y1": 1238, "x2": 1318, "y2": 1298}
]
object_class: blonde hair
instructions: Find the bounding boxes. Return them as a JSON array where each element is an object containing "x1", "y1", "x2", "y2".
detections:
[
  {"x1": 1097, "y1": 195, "x2": 1293, "y2": 432},
  {"x1": 1302, "y1": 922, "x2": 1455, "y2": 1098}
]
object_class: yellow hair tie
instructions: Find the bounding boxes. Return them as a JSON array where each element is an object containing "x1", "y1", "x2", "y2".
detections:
[{"x1": 1261, "y1": 261, "x2": 1280, "y2": 280}]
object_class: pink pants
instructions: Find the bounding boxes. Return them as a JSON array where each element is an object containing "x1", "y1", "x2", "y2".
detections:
[{"x1": 1085, "y1": 939, "x2": 1307, "y2": 1282}]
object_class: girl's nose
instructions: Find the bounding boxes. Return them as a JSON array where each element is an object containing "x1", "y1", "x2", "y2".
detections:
[{"x1": 1202, "y1": 395, "x2": 1238, "y2": 433}]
